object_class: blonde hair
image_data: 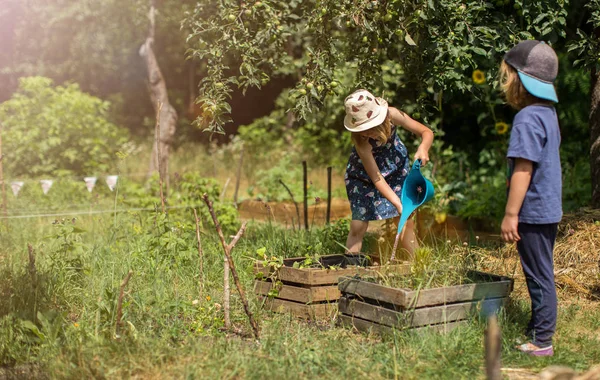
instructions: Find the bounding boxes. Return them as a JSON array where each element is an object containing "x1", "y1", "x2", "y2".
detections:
[
  {"x1": 499, "y1": 60, "x2": 552, "y2": 110},
  {"x1": 351, "y1": 112, "x2": 392, "y2": 146}
]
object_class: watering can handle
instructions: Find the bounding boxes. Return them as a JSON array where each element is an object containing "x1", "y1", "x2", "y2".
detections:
[{"x1": 412, "y1": 159, "x2": 422, "y2": 171}]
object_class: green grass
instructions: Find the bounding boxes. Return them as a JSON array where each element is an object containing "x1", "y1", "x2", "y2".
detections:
[{"x1": 0, "y1": 205, "x2": 599, "y2": 379}]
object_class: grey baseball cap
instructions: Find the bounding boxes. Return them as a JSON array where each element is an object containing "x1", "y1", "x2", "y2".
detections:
[{"x1": 503, "y1": 40, "x2": 559, "y2": 103}]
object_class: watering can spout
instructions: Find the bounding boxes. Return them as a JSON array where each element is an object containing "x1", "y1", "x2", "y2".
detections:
[{"x1": 396, "y1": 159, "x2": 435, "y2": 235}]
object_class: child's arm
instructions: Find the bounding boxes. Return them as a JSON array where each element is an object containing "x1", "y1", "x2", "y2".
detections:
[
  {"x1": 354, "y1": 137, "x2": 403, "y2": 214},
  {"x1": 501, "y1": 158, "x2": 533, "y2": 243},
  {"x1": 389, "y1": 107, "x2": 434, "y2": 165}
]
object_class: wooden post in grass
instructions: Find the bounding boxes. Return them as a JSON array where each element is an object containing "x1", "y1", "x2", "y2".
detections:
[
  {"x1": 220, "y1": 177, "x2": 230, "y2": 202},
  {"x1": 485, "y1": 315, "x2": 501, "y2": 380},
  {"x1": 279, "y1": 179, "x2": 300, "y2": 229},
  {"x1": 0, "y1": 123, "x2": 7, "y2": 217},
  {"x1": 202, "y1": 194, "x2": 260, "y2": 340},
  {"x1": 303, "y1": 161, "x2": 308, "y2": 230},
  {"x1": 115, "y1": 270, "x2": 133, "y2": 337},
  {"x1": 326, "y1": 166, "x2": 332, "y2": 225},
  {"x1": 155, "y1": 101, "x2": 166, "y2": 213},
  {"x1": 233, "y1": 147, "x2": 244, "y2": 206},
  {"x1": 27, "y1": 244, "x2": 38, "y2": 321},
  {"x1": 193, "y1": 208, "x2": 204, "y2": 295}
]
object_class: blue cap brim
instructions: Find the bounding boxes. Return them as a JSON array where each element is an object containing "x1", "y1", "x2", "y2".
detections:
[{"x1": 518, "y1": 72, "x2": 558, "y2": 103}]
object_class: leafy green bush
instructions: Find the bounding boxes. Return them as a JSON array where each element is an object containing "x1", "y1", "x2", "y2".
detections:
[{"x1": 0, "y1": 76, "x2": 129, "y2": 177}]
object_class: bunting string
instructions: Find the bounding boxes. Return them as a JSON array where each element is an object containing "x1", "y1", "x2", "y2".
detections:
[{"x1": 0, "y1": 204, "x2": 203, "y2": 220}]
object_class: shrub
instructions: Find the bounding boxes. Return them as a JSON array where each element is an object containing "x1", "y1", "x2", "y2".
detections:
[{"x1": 0, "y1": 76, "x2": 129, "y2": 178}]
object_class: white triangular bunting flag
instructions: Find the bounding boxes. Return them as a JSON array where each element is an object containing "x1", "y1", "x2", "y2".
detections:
[
  {"x1": 40, "y1": 180, "x2": 53, "y2": 195},
  {"x1": 10, "y1": 181, "x2": 24, "y2": 197},
  {"x1": 106, "y1": 175, "x2": 118, "y2": 191},
  {"x1": 84, "y1": 177, "x2": 97, "y2": 193}
]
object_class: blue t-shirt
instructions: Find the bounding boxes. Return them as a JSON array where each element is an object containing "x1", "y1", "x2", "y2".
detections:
[{"x1": 507, "y1": 105, "x2": 562, "y2": 224}]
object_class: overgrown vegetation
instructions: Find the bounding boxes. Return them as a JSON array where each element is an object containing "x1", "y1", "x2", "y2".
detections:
[{"x1": 0, "y1": 182, "x2": 598, "y2": 377}]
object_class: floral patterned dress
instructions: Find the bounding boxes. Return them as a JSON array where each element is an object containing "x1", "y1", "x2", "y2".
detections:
[{"x1": 344, "y1": 126, "x2": 410, "y2": 221}]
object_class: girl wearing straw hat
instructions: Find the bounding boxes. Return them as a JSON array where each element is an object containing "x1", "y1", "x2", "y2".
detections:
[{"x1": 343, "y1": 89, "x2": 433, "y2": 261}]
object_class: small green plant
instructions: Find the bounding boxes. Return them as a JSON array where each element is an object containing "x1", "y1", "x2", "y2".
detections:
[{"x1": 378, "y1": 242, "x2": 478, "y2": 290}]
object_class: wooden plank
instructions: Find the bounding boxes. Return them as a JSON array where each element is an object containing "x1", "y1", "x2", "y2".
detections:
[
  {"x1": 339, "y1": 296, "x2": 506, "y2": 328},
  {"x1": 310, "y1": 285, "x2": 342, "y2": 303},
  {"x1": 254, "y1": 280, "x2": 310, "y2": 303},
  {"x1": 255, "y1": 263, "x2": 312, "y2": 284},
  {"x1": 256, "y1": 259, "x2": 410, "y2": 286},
  {"x1": 404, "y1": 280, "x2": 513, "y2": 308},
  {"x1": 262, "y1": 297, "x2": 336, "y2": 320},
  {"x1": 309, "y1": 263, "x2": 411, "y2": 285},
  {"x1": 339, "y1": 274, "x2": 513, "y2": 309},
  {"x1": 338, "y1": 314, "x2": 467, "y2": 335},
  {"x1": 338, "y1": 314, "x2": 393, "y2": 335},
  {"x1": 254, "y1": 281, "x2": 341, "y2": 303},
  {"x1": 339, "y1": 277, "x2": 408, "y2": 307}
]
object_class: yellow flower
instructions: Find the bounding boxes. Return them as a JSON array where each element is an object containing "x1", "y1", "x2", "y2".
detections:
[
  {"x1": 495, "y1": 121, "x2": 509, "y2": 135},
  {"x1": 472, "y1": 69, "x2": 485, "y2": 85},
  {"x1": 73, "y1": 323, "x2": 79, "y2": 328},
  {"x1": 206, "y1": 295, "x2": 211, "y2": 301},
  {"x1": 434, "y1": 212, "x2": 447, "y2": 224}
]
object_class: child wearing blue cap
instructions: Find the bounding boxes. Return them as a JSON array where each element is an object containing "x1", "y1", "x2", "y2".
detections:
[
  {"x1": 342, "y1": 89, "x2": 433, "y2": 262},
  {"x1": 499, "y1": 40, "x2": 562, "y2": 357}
]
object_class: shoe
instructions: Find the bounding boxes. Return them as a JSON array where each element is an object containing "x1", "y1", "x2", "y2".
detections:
[{"x1": 516, "y1": 342, "x2": 554, "y2": 357}]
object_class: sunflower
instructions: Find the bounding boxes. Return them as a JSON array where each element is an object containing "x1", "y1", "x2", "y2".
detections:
[
  {"x1": 472, "y1": 69, "x2": 485, "y2": 85},
  {"x1": 495, "y1": 121, "x2": 509, "y2": 135}
]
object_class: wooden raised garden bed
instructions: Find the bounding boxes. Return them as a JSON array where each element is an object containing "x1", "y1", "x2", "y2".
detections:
[
  {"x1": 254, "y1": 254, "x2": 411, "y2": 320},
  {"x1": 338, "y1": 271, "x2": 513, "y2": 334}
]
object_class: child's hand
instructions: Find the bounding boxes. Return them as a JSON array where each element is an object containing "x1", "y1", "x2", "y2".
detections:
[
  {"x1": 501, "y1": 214, "x2": 520, "y2": 243},
  {"x1": 396, "y1": 203, "x2": 403, "y2": 215},
  {"x1": 414, "y1": 146, "x2": 430, "y2": 166}
]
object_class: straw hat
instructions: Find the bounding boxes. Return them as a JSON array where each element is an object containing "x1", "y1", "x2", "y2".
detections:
[{"x1": 343, "y1": 89, "x2": 389, "y2": 132}]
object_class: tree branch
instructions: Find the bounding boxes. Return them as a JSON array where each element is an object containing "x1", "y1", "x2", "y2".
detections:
[
  {"x1": 115, "y1": 270, "x2": 134, "y2": 337},
  {"x1": 193, "y1": 208, "x2": 204, "y2": 295},
  {"x1": 202, "y1": 194, "x2": 260, "y2": 340}
]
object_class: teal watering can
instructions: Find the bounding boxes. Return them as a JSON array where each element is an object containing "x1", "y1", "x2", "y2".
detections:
[
  {"x1": 389, "y1": 159, "x2": 434, "y2": 261},
  {"x1": 397, "y1": 159, "x2": 435, "y2": 235}
]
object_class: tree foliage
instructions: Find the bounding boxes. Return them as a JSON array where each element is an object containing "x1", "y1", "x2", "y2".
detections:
[
  {"x1": 185, "y1": 0, "x2": 569, "y2": 132},
  {"x1": 0, "y1": 77, "x2": 129, "y2": 178},
  {"x1": 0, "y1": 0, "x2": 196, "y2": 136}
]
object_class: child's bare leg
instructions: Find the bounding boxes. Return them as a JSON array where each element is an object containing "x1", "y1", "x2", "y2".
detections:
[
  {"x1": 346, "y1": 220, "x2": 369, "y2": 253},
  {"x1": 401, "y1": 218, "x2": 419, "y2": 258}
]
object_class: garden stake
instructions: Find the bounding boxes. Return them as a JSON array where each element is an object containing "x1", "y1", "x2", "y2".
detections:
[
  {"x1": 279, "y1": 179, "x2": 300, "y2": 230},
  {"x1": 326, "y1": 166, "x2": 332, "y2": 225},
  {"x1": 27, "y1": 243, "x2": 38, "y2": 321},
  {"x1": 220, "y1": 177, "x2": 230, "y2": 202},
  {"x1": 485, "y1": 315, "x2": 501, "y2": 380},
  {"x1": 193, "y1": 208, "x2": 204, "y2": 296},
  {"x1": 233, "y1": 147, "x2": 244, "y2": 206},
  {"x1": 303, "y1": 161, "x2": 308, "y2": 230},
  {"x1": 115, "y1": 270, "x2": 133, "y2": 337},
  {"x1": 202, "y1": 194, "x2": 260, "y2": 340}
]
